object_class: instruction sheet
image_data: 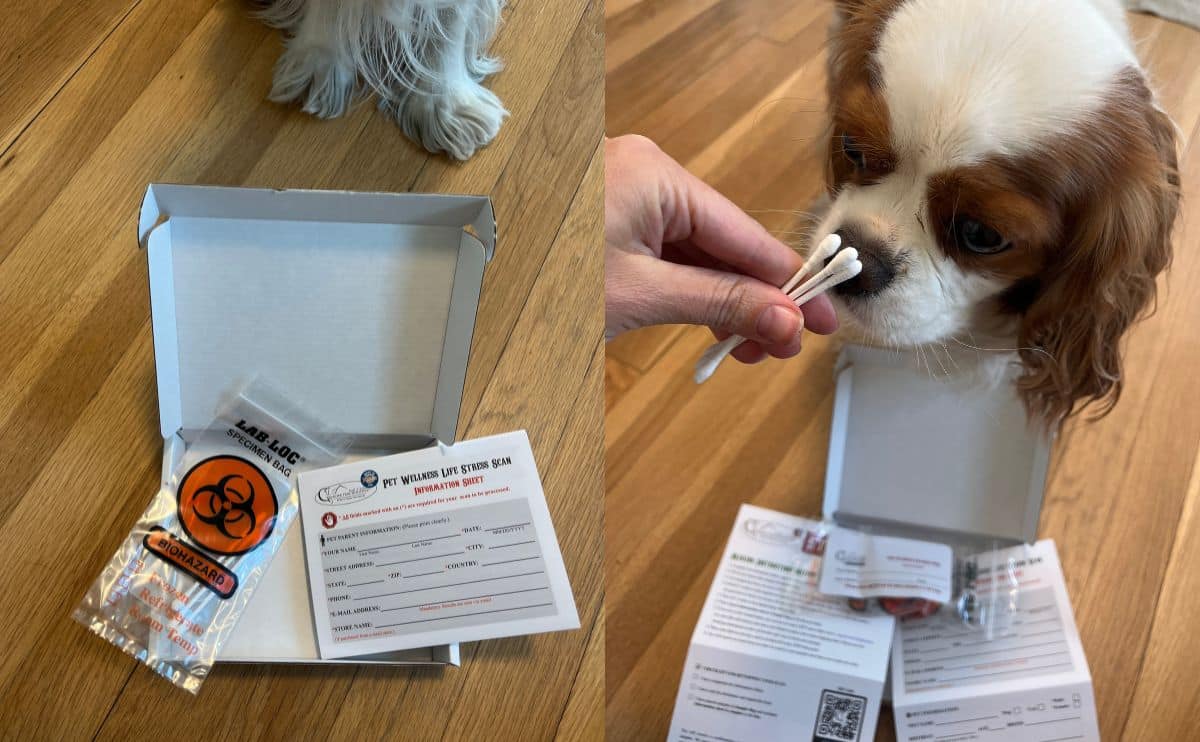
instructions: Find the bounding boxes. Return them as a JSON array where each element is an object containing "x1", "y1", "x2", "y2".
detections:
[
  {"x1": 819, "y1": 526, "x2": 953, "y2": 603},
  {"x1": 297, "y1": 431, "x2": 579, "y2": 658},
  {"x1": 890, "y1": 540, "x2": 1099, "y2": 742},
  {"x1": 668, "y1": 505, "x2": 895, "y2": 742}
]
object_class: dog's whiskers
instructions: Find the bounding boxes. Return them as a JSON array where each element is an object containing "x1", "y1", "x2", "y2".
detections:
[{"x1": 949, "y1": 336, "x2": 1055, "y2": 361}]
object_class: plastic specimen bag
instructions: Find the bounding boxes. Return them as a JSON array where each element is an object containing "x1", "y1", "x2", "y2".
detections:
[{"x1": 74, "y1": 380, "x2": 349, "y2": 693}]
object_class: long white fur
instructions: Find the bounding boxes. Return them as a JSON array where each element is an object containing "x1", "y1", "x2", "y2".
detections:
[
  {"x1": 880, "y1": 0, "x2": 1134, "y2": 166},
  {"x1": 816, "y1": 0, "x2": 1140, "y2": 365},
  {"x1": 261, "y1": 0, "x2": 507, "y2": 160}
]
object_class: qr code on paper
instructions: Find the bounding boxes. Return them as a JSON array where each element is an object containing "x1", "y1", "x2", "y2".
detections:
[{"x1": 812, "y1": 689, "x2": 866, "y2": 742}]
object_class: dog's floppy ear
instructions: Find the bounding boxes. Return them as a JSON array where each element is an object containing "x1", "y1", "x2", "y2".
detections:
[
  {"x1": 832, "y1": 0, "x2": 869, "y2": 13},
  {"x1": 1015, "y1": 76, "x2": 1179, "y2": 427}
]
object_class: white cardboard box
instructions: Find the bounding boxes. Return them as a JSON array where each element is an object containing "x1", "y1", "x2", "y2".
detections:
[
  {"x1": 823, "y1": 345, "x2": 1051, "y2": 548},
  {"x1": 821, "y1": 346, "x2": 1097, "y2": 741},
  {"x1": 139, "y1": 184, "x2": 498, "y2": 666}
]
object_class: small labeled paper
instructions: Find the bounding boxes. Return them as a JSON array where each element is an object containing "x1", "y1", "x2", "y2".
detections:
[
  {"x1": 668, "y1": 505, "x2": 895, "y2": 742},
  {"x1": 818, "y1": 526, "x2": 953, "y2": 603},
  {"x1": 298, "y1": 431, "x2": 579, "y2": 658},
  {"x1": 891, "y1": 540, "x2": 1099, "y2": 742}
]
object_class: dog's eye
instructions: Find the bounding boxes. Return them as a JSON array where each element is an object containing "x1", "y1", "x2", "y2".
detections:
[
  {"x1": 954, "y1": 217, "x2": 1010, "y2": 254},
  {"x1": 840, "y1": 134, "x2": 866, "y2": 169}
]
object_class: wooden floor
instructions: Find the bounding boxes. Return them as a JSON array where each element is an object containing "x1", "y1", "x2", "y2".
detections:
[
  {"x1": 0, "y1": 1, "x2": 603, "y2": 740},
  {"x1": 605, "y1": 3, "x2": 1200, "y2": 741}
]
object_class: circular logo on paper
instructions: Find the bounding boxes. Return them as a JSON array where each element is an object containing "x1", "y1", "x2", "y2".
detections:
[
  {"x1": 360, "y1": 470, "x2": 379, "y2": 488},
  {"x1": 177, "y1": 455, "x2": 278, "y2": 555},
  {"x1": 321, "y1": 512, "x2": 338, "y2": 529}
]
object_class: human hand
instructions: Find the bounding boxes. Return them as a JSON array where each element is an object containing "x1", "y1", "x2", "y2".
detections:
[{"x1": 605, "y1": 135, "x2": 837, "y2": 364}]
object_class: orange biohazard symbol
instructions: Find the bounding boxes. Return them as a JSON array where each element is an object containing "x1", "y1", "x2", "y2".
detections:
[{"x1": 177, "y1": 455, "x2": 278, "y2": 555}]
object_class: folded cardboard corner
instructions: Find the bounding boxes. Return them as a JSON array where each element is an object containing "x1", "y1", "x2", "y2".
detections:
[
  {"x1": 139, "y1": 184, "x2": 497, "y2": 666},
  {"x1": 822, "y1": 344, "x2": 1052, "y2": 548}
]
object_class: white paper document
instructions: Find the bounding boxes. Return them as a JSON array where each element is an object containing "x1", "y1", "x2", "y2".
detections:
[
  {"x1": 891, "y1": 540, "x2": 1099, "y2": 742},
  {"x1": 669, "y1": 505, "x2": 895, "y2": 742},
  {"x1": 819, "y1": 526, "x2": 953, "y2": 603},
  {"x1": 297, "y1": 431, "x2": 579, "y2": 658}
]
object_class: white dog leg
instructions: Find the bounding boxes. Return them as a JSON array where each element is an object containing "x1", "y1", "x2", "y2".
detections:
[
  {"x1": 262, "y1": 0, "x2": 358, "y2": 119},
  {"x1": 373, "y1": 0, "x2": 508, "y2": 160},
  {"x1": 262, "y1": 0, "x2": 507, "y2": 159}
]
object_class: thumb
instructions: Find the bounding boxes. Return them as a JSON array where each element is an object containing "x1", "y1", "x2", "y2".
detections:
[{"x1": 641, "y1": 259, "x2": 803, "y2": 346}]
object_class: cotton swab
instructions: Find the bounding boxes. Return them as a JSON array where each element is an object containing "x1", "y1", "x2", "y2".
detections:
[
  {"x1": 789, "y1": 249, "x2": 863, "y2": 307},
  {"x1": 762, "y1": 233, "x2": 843, "y2": 318},
  {"x1": 694, "y1": 240, "x2": 863, "y2": 384},
  {"x1": 782, "y1": 233, "x2": 843, "y2": 295},
  {"x1": 694, "y1": 248, "x2": 860, "y2": 381}
]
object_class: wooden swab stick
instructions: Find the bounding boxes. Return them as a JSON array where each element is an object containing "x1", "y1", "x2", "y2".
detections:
[{"x1": 694, "y1": 242, "x2": 862, "y2": 384}]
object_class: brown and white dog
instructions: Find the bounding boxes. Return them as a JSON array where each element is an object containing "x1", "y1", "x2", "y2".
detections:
[{"x1": 814, "y1": 0, "x2": 1180, "y2": 425}]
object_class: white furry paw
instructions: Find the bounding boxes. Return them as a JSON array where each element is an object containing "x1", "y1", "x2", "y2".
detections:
[
  {"x1": 269, "y1": 43, "x2": 356, "y2": 119},
  {"x1": 383, "y1": 83, "x2": 508, "y2": 161}
]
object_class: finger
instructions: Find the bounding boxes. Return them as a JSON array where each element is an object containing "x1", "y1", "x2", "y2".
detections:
[
  {"x1": 638, "y1": 259, "x2": 804, "y2": 347},
  {"x1": 663, "y1": 167, "x2": 803, "y2": 287},
  {"x1": 707, "y1": 275, "x2": 839, "y2": 335},
  {"x1": 661, "y1": 241, "x2": 734, "y2": 274},
  {"x1": 798, "y1": 293, "x2": 839, "y2": 334},
  {"x1": 731, "y1": 342, "x2": 768, "y2": 364},
  {"x1": 700, "y1": 290, "x2": 835, "y2": 345},
  {"x1": 768, "y1": 330, "x2": 804, "y2": 359},
  {"x1": 729, "y1": 332, "x2": 801, "y2": 363},
  {"x1": 715, "y1": 329, "x2": 800, "y2": 363}
]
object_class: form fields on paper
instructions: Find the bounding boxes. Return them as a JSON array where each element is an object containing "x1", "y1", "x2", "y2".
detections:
[
  {"x1": 320, "y1": 498, "x2": 556, "y2": 643},
  {"x1": 900, "y1": 587, "x2": 1073, "y2": 692}
]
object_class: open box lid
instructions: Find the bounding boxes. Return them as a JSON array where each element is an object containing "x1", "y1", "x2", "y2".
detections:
[
  {"x1": 821, "y1": 345, "x2": 1052, "y2": 547},
  {"x1": 139, "y1": 184, "x2": 495, "y2": 447},
  {"x1": 139, "y1": 184, "x2": 492, "y2": 666}
]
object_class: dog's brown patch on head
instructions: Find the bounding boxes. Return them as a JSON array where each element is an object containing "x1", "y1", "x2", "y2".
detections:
[
  {"x1": 825, "y1": 0, "x2": 907, "y2": 190},
  {"x1": 926, "y1": 166, "x2": 1058, "y2": 280},
  {"x1": 923, "y1": 68, "x2": 1179, "y2": 425},
  {"x1": 828, "y1": 0, "x2": 908, "y2": 90},
  {"x1": 828, "y1": 83, "x2": 896, "y2": 188}
]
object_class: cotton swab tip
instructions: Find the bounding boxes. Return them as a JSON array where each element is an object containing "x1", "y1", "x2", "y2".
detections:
[
  {"x1": 813, "y1": 232, "x2": 842, "y2": 263},
  {"x1": 694, "y1": 335, "x2": 742, "y2": 384},
  {"x1": 787, "y1": 247, "x2": 858, "y2": 303},
  {"x1": 826, "y1": 245, "x2": 859, "y2": 270},
  {"x1": 694, "y1": 358, "x2": 719, "y2": 384},
  {"x1": 783, "y1": 233, "x2": 844, "y2": 296},
  {"x1": 791, "y1": 258, "x2": 863, "y2": 307}
]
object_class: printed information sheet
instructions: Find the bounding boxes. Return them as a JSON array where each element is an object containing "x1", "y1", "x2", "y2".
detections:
[
  {"x1": 668, "y1": 505, "x2": 895, "y2": 742},
  {"x1": 891, "y1": 540, "x2": 1099, "y2": 742},
  {"x1": 819, "y1": 526, "x2": 953, "y2": 603},
  {"x1": 297, "y1": 431, "x2": 579, "y2": 658}
]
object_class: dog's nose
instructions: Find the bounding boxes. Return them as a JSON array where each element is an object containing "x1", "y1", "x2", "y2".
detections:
[{"x1": 830, "y1": 226, "x2": 897, "y2": 297}]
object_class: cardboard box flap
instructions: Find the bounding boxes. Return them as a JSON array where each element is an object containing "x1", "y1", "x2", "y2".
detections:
[
  {"x1": 140, "y1": 184, "x2": 495, "y2": 259},
  {"x1": 822, "y1": 345, "x2": 1051, "y2": 546},
  {"x1": 141, "y1": 184, "x2": 490, "y2": 444}
]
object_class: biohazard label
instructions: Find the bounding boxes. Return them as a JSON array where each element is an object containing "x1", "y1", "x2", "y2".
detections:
[
  {"x1": 177, "y1": 455, "x2": 279, "y2": 556},
  {"x1": 142, "y1": 526, "x2": 238, "y2": 599}
]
